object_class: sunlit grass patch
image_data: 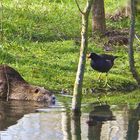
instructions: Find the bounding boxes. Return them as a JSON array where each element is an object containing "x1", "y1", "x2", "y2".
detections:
[
  {"x1": 82, "y1": 90, "x2": 140, "y2": 105},
  {"x1": 1, "y1": 0, "x2": 140, "y2": 99}
]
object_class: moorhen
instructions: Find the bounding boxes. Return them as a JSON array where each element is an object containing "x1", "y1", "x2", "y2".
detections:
[{"x1": 87, "y1": 52, "x2": 118, "y2": 86}]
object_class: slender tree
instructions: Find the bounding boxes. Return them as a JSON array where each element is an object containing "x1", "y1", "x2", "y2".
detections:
[
  {"x1": 92, "y1": 0, "x2": 106, "y2": 34},
  {"x1": 128, "y1": 0, "x2": 140, "y2": 86},
  {"x1": 72, "y1": 0, "x2": 94, "y2": 114},
  {"x1": 0, "y1": 0, "x2": 3, "y2": 43}
]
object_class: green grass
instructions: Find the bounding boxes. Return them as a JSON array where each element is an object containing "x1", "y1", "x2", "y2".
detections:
[
  {"x1": 1, "y1": 0, "x2": 82, "y2": 42},
  {"x1": 82, "y1": 90, "x2": 140, "y2": 105},
  {"x1": 1, "y1": 0, "x2": 140, "y2": 104},
  {"x1": 1, "y1": 39, "x2": 139, "y2": 93},
  {"x1": 1, "y1": 41, "x2": 79, "y2": 91}
]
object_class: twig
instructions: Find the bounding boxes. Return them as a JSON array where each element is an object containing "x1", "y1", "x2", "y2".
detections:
[
  {"x1": 4, "y1": 65, "x2": 10, "y2": 101},
  {"x1": 74, "y1": 0, "x2": 85, "y2": 15},
  {"x1": 135, "y1": 34, "x2": 140, "y2": 43},
  {"x1": 0, "y1": 0, "x2": 3, "y2": 43}
]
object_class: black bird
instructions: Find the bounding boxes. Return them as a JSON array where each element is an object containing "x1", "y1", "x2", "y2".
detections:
[{"x1": 87, "y1": 52, "x2": 118, "y2": 86}]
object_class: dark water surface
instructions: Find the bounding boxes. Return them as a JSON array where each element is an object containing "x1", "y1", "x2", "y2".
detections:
[{"x1": 0, "y1": 100, "x2": 140, "y2": 140}]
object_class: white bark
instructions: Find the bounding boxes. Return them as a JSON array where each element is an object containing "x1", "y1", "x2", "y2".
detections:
[{"x1": 72, "y1": 0, "x2": 94, "y2": 114}]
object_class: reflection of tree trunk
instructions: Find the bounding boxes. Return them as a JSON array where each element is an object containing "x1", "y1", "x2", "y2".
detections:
[
  {"x1": 71, "y1": 114, "x2": 81, "y2": 140},
  {"x1": 126, "y1": 118, "x2": 138, "y2": 140},
  {"x1": 61, "y1": 112, "x2": 72, "y2": 140},
  {"x1": 126, "y1": 104, "x2": 140, "y2": 140},
  {"x1": 128, "y1": 0, "x2": 140, "y2": 86},
  {"x1": 92, "y1": 0, "x2": 106, "y2": 33}
]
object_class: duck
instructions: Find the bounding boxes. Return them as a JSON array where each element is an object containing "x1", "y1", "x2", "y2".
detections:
[{"x1": 87, "y1": 52, "x2": 118, "y2": 86}]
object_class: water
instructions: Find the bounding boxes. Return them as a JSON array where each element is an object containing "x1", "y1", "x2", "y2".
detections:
[{"x1": 0, "y1": 100, "x2": 140, "y2": 140}]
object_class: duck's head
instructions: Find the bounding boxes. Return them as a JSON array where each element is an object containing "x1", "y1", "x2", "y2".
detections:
[{"x1": 87, "y1": 52, "x2": 99, "y2": 59}]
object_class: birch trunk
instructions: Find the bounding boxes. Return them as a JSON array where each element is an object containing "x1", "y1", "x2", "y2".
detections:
[{"x1": 72, "y1": 0, "x2": 94, "y2": 114}]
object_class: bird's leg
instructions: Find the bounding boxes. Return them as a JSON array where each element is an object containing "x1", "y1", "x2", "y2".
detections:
[
  {"x1": 103, "y1": 73, "x2": 111, "y2": 88},
  {"x1": 105, "y1": 73, "x2": 108, "y2": 86},
  {"x1": 97, "y1": 73, "x2": 102, "y2": 81},
  {"x1": 96, "y1": 96, "x2": 102, "y2": 105}
]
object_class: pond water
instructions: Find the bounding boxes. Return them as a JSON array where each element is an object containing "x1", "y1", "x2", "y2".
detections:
[{"x1": 0, "y1": 99, "x2": 140, "y2": 140}]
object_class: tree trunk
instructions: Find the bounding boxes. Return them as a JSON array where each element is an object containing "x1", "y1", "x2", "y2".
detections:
[
  {"x1": 128, "y1": 0, "x2": 140, "y2": 86},
  {"x1": 92, "y1": 0, "x2": 106, "y2": 34},
  {"x1": 72, "y1": 0, "x2": 94, "y2": 114},
  {"x1": 0, "y1": 1, "x2": 3, "y2": 43}
]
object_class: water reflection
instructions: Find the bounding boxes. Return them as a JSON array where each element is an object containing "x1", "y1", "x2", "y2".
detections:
[
  {"x1": 126, "y1": 103, "x2": 140, "y2": 140},
  {"x1": 87, "y1": 105, "x2": 114, "y2": 140},
  {"x1": 0, "y1": 100, "x2": 48, "y2": 130},
  {"x1": 61, "y1": 111, "x2": 72, "y2": 140},
  {"x1": 1, "y1": 100, "x2": 140, "y2": 140},
  {"x1": 71, "y1": 114, "x2": 81, "y2": 140}
]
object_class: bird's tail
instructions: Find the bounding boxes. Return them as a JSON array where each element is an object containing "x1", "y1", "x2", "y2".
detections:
[
  {"x1": 113, "y1": 56, "x2": 118, "y2": 61},
  {"x1": 114, "y1": 56, "x2": 118, "y2": 59}
]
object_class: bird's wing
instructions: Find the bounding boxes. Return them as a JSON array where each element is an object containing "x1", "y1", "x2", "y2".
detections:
[{"x1": 100, "y1": 54, "x2": 117, "y2": 60}]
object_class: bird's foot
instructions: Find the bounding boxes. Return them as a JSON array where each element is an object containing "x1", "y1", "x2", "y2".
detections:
[
  {"x1": 96, "y1": 96, "x2": 102, "y2": 105},
  {"x1": 103, "y1": 82, "x2": 111, "y2": 88},
  {"x1": 98, "y1": 79, "x2": 101, "y2": 83}
]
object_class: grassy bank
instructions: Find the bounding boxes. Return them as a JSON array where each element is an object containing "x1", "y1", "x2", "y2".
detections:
[
  {"x1": 1, "y1": 0, "x2": 140, "y2": 102},
  {"x1": 82, "y1": 89, "x2": 140, "y2": 105},
  {"x1": 1, "y1": 40, "x2": 139, "y2": 93}
]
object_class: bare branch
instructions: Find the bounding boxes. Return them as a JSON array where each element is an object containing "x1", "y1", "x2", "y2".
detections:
[
  {"x1": 84, "y1": 0, "x2": 94, "y2": 14},
  {"x1": 135, "y1": 34, "x2": 140, "y2": 43},
  {"x1": 0, "y1": 0, "x2": 3, "y2": 43},
  {"x1": 74, "y1": 0, "x2": 85, "y2": 15}
]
